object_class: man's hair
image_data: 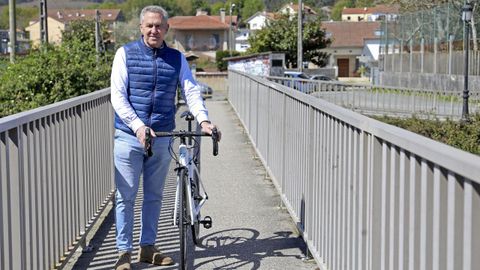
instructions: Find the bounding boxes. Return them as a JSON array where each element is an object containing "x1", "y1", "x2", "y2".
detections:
[{"x1": 140, "y1": 6, "x2": 169, "y2": 24}]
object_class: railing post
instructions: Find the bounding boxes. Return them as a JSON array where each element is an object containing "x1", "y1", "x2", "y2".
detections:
[
  {"x1": 409, "y1": 39, "x2": 413, "y2": 73},
  {"x1": 421, "y1": 38, "x2": 425, "y2": 73},
  {"x1": 434, "y1": 37, "x2": 438, "y2": 74},
  {"x1": 448, "y1": 35, "x2": 454, "y2": 75}
]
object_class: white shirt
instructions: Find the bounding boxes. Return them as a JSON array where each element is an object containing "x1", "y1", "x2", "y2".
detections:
[{"x1": 110, "y1": 46, "x2": 209, "y2": 134}]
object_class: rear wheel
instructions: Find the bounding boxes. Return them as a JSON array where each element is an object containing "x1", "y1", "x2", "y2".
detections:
[{"x1": 191, "y1": 169, "x2": 201, "y2": 245}]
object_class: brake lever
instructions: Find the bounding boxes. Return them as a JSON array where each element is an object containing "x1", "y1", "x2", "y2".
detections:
[
  {"x1": 211, "y1": 127, "x2": 219, "y2": 156},
  {"x1": 145, "y1": 127, "x2": 153, "y2": 157}
]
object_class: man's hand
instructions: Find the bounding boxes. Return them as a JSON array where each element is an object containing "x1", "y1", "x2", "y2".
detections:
[
  {"x1": 200, "y1": 121, "x2": 222, "y2": 142},
  {"x1": 136, "y1": 125, "x2": 156, "y2": 147}
]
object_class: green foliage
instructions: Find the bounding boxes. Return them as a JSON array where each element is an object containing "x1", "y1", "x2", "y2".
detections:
[
  {"x1": 0, "y1": 6, "x2": 38, "y2": 29},
  {"x1": 331, "y1": 0, "x2": 355, "y2": 21},
  {"x1": 215, "y1": 50, "x2": 240, "y2": 71},
  {"x1": 210, "y1": 2, "x2": 226, "y2": 16},
  {"x1": 247, "y1": 14, "x2": 331, "y2": 68},
  {"x1": 0, "y1": 21, "x2": 113, "y2": 117},
  {"x1": 375, "y1": 115, "x2": 480, "y2": 155},
  {"x1": 86, "y1": 0, "x2": 122, "y2": 10},
  {"x1": 241, "y1": 0, "x2": 265, "y2": 20},
  {"x1": 120, "y1": 0, "x2": 185, "y2": 20}
]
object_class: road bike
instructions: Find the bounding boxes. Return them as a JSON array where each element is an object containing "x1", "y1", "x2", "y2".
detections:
[{"x1": 145, "y1": 111, "x2": 219, "y2": 270}]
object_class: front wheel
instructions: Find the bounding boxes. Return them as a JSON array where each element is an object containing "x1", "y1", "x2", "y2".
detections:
[{"x1": 178, "y1": 168, "x2": 190, "y2": 270}]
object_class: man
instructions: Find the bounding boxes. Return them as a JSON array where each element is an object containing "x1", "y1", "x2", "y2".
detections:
[{"x1": 110, "y1": 5, "x2": 221, "y2": 270}]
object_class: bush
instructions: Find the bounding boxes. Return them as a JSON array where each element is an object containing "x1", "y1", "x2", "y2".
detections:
[
  {"x1": 375, "y1": 115, "x2": 480, "y2": 155},
  {"x1": 215, "y1": 50, "x2": 240, "y2": 71},
  {"x1": 0, "y1": 20, "x2": 112, "y2": 117}
]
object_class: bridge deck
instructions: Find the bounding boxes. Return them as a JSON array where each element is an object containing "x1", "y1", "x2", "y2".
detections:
[{"x1": 66, "y1": 95, "x2": 316, "y2": 269}]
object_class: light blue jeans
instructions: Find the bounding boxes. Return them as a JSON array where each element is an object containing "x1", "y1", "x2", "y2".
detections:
[{"x1": 114, "y1": 129, "x2": 172, "y2": 252}]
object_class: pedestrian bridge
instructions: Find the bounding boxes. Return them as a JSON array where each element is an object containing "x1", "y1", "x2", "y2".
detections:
[{"x1": 1, "y1": 70, "x2": 480, "y2": 270}]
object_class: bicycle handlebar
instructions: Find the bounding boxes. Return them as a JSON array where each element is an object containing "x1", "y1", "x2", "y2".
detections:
[{"x1": 145, "y1": 128, "x2": 219, "y2": 157}]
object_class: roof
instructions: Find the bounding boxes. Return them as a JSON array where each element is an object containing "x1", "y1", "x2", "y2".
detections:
[
  {"x1": 245, "y1": 11, "x2": 276, "y2": 23},
  {"x1": 322, "y1": 21, "x2": 381, "y2": 48},
  {"x1": 342, "y1": 5, "x2": 399, "y2": 15},
  {"x1": 48, "y1": 9, "x2": 122, "y2": 23},
  {"x1": 168, "y1": 15, "x2": 237, "y2": 30}
]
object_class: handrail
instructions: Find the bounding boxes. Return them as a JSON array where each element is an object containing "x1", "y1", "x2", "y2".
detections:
[
  {"x1": 229, "y1": 70, "x2": 480, "y2": 269},
  {"x1": 0, "y1": 88, "x2": 114, "y2": 269}
]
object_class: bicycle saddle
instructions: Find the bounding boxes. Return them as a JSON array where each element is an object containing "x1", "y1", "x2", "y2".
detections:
[{"x1": 180, "y1": 111, "x2": 195, "y2": 121}]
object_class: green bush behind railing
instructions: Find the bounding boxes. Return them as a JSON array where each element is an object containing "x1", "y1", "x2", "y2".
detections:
[
  {"x1": 375, "y1": 114, "x2": 480, "y2": 156},
  {"x1": 0, "y1": 20, "x2": 113, "y2": 118}
]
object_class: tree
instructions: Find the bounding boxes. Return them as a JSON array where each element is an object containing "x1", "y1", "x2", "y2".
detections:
[
  {"x1": 248, "y1": 14, "x2": 331, "y2": 68},
  {"x1": 120, "y1": 0, "x2": 182, "y2": 21},
  {"x1": 0, "y1": 6, "x2": 38, "y2": 29},
  {"x1": 0, "y1": 20, "x2": 112, "y2": 117},
  {"x1": 241, "y1": 0, "x2": 265, "y2": 21},
  {"x1": 331, "y1": 0, "x2": 355, "y2": 21}
]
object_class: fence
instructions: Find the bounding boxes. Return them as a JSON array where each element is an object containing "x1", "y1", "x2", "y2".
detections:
[
  {"x1": 267, "y1": 75, "x2": 480, "y2": 120},
  {"x1": 228, "y1": 70, "x2": 480, "y2": 270},
  {"x1": 0, "y1": 89, "x2": 114, "y2": 269}
]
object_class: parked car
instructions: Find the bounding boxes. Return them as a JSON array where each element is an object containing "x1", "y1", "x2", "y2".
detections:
[
  {"x1": 198, "y1": 81, "x2": 213, "y2": 98},
  {"x1": 283, "y1": 71, "x2": 311, "y2": 79},
  {"x1": 283, "y1": 71, "x2": 316, "y2": 93},
  {"x1": 310, "y1": 74, "x2": 334, "y2": 81}
]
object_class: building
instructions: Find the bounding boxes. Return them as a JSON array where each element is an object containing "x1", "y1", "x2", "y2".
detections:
[
  {"x1": 235, "y1": 29, "x2": 251, "y2": 52},
  {"x1": 168, "y1": 10, "x2": 237, "y2": 57},
  {"x1": 245, "y1": 11, "x2": 276, "y2": 30},
  {"x1": 25, "y1": 9, "x2": 123, "y2": 46},
  {"x1": 341, "y1": 5, "x2": 399, "y2": 22},
  {"x1": 0, "y1": 29, "x2": 30, "y2": 54},
  {"x1": 321, "y1": 21, "x2": 382, "y2": 77},
  {"x1": 278, "y1": 2, "x2": 317, "y2": 17}
]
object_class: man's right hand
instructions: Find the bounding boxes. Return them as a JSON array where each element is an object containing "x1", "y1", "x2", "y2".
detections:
[{"x1": 135, "y1": 125, "x2": 156, "y2": 147}]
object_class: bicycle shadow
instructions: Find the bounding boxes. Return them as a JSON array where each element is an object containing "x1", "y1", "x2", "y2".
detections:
[{"x1": 192, "y1": 228, "x2": 308, "y2": 270}]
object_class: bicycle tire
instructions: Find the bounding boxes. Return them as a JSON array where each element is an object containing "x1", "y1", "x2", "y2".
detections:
[
  {"x1": 178, "y1": 168, "x2": 189, "y2": 270},
  {"x1": 191, "y1": 168, "x2": 201, "y2": 245}
]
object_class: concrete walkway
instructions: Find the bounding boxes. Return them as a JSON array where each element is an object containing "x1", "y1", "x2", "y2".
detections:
[{"x1": 68, "y1": 93, "x2": 317, "y2": 269}]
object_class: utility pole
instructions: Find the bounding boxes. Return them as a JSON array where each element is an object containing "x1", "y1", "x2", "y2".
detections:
[
  {"x1": 40, "y1": 0, "x2": 49, "y2": 44},
  {"x1": 297, "y1": 0, "x2": 303, "y2": 71},
  {"x1": 8, "y1": 0, "x2": 16, "y2": 63}
]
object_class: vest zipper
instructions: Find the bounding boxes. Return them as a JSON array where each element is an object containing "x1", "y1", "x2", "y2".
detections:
[{"x1": 150, "y1": 48, "x2": 157, "y2": 126}]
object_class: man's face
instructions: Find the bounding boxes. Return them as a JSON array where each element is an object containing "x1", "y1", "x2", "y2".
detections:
[{"x1": 140, "y1": 11, "x2": 169, "y2": 48}]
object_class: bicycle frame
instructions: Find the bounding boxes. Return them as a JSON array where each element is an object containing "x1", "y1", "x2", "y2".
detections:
[{"x1": 173, "y1": 139, "x2": 208, "y2": 227}]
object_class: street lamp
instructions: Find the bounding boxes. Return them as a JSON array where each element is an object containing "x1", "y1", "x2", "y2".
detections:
[
  {"x1": 229, "y1": 3, "x2": 235, "y2": 54},
  {"x1": 461, "y1": 1, "x2": 473, "y2": 121}
]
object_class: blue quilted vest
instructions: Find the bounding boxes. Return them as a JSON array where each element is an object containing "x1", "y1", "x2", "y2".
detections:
[{"x1": 114, "y1": 38, "x2": 182, "y2": 135}]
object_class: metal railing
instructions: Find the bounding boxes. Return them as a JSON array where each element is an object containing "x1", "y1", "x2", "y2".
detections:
[
  {"x1": 267, "y1": 76, "x2": 480, "y2": 119},
  {"x1": 229, "y1": 70, "x2": 480, "y2": 270},
  {"x1": 0, "y1": 89, "x2": 114, "y2": 269}
]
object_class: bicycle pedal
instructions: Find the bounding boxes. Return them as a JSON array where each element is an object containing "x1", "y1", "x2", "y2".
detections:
[{"x1": 200, "y1": 216, "x2": 212, "y2": 229}]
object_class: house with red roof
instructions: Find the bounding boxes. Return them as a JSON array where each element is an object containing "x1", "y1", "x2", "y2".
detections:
[
  {"x1": 168, "y1": 10, "x2": 237, "y2": 56},
  {"x1": 25, "y1": 9, "x2": 123, "y2": 46},
  {"x1": 341, "y1": 5, "x2": 399, "y2": 22},
  {"x1": 321, "y1": 21, "x2": 383, "y2": 77}
]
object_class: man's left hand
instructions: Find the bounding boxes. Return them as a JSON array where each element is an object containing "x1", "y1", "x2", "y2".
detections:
[{"x1": 201, "y1": 121, "x2": 222, "y2": 142}]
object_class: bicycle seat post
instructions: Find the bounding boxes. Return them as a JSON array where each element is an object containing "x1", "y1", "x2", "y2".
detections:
[{"x1": 185, "y1": 112, "x2": 195, "y2": 146}]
